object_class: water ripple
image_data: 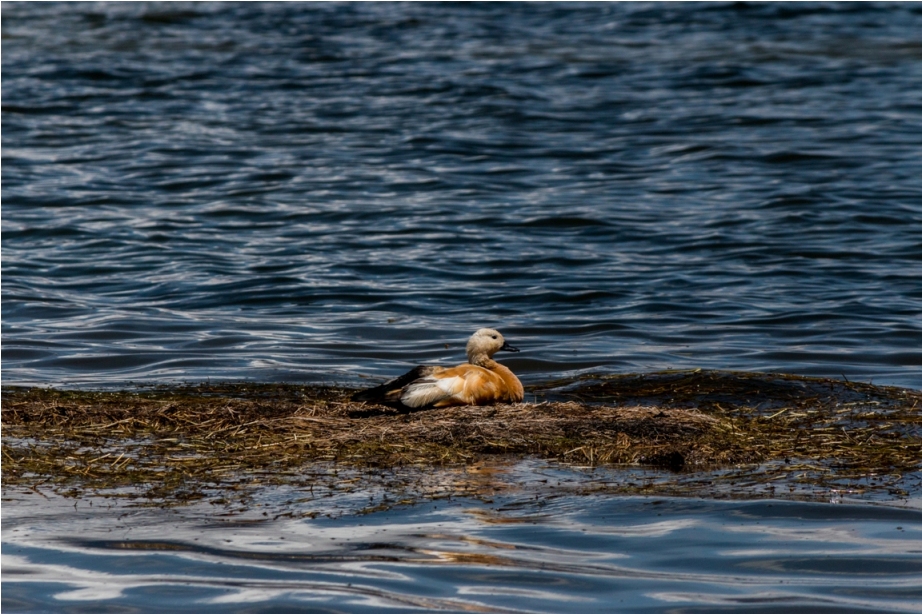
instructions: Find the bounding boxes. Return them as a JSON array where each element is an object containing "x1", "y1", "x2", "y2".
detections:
[
  {"x1": 3, "y1": 2, "x2": 921, "y2": 387},
  {"x1": 3, "y1": 490, "x2": 921, "y2": 613}
]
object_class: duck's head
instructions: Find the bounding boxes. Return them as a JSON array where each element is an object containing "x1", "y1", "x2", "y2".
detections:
[{"x1": 466, "y1": 328, "x2": 519, "y2": 363}]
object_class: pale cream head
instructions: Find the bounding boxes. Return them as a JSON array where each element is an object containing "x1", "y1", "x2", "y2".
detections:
[{"x1": 466, "y1": 328, "x2": 519, "y2": 365}]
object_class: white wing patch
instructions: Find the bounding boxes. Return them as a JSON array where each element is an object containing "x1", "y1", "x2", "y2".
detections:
[{"x1": 400, "y1": 375, "x2": 464, "y2": 408}]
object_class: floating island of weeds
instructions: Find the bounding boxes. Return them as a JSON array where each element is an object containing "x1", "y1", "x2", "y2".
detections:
[{"x1": 2, "y1": 371, "x2": 920, "y2": 512}]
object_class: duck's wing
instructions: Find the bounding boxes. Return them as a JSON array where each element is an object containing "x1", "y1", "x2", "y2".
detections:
[
  {"x1": 400, "y1": 365, "x2": 504, "y2": 408},
  {"x1": 399, "y1": 373, "x2": 466, "y2": 408},
  {"x1": 351, "y1": 366, "x2": 439, "y2": 404}
]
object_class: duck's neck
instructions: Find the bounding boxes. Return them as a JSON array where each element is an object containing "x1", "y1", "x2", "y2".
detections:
[{"x1": 468, "y1": 352, "x2": 498, "y2": 369}]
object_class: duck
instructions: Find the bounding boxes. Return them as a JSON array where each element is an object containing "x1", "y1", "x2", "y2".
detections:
[{"x1": 351, "y1": 328, "x2": 524, "y2": 409}]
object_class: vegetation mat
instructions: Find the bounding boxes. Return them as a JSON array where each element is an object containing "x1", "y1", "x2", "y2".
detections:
[{"x1": 3, "y1": 371, "x2": 920, "y2": 511}]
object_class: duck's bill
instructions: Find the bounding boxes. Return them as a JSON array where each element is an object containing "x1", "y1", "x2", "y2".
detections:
[{"x1": 500, "y1": 341, "x2": 520, "y2": 352}]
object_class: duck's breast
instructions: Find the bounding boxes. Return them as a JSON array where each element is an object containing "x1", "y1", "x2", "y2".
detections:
[{"x1": 491, "y1": 363, "x2": 524, "y2": 403}]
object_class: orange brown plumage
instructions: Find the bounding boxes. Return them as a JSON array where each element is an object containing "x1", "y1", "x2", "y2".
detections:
[{"x1": 351, "y1": 328, "x2": 524, "y2": 409}]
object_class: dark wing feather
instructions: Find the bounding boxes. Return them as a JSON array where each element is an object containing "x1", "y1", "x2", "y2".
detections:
[{"x1": 350, "y1": 366, "x2": 437, "y2": 404}]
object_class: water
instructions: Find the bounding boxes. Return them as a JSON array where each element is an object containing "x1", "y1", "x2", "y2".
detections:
[
  {"x1": 4, "y1": 484, "x2": 922, "y2": 613},
  {"x1": 3, "y1": 3, "x2": 922, "y2": 612},
  {"x1": 3, "y1": 2, "x2": 921, "y2": 389}
]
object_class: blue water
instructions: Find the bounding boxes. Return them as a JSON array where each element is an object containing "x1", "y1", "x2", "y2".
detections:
[
  {"x1": 3, "y1": 3, "x2": 922, "y2": 612},
  {"x1": 3, "y1": 2, "x2": 921, "y2": 388},
  {"x1": 4, "y1": 483, "x2": 922, "y2": 614}
]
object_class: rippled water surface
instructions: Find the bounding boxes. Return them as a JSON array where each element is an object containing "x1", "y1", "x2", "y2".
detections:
[
  {"x1": 4, "y1": 483, "x2": 922, "y2": 614},
  {"x1": 3, "y1": 4, "x2": 922, "y2": 611},
  {"x1": 3, "y1": 2, "x2": 921, "y2": 388}
]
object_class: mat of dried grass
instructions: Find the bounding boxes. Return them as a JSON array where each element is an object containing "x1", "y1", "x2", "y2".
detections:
[{"x1": 3, "y1": 371, "x2": 920, "y2": 507}]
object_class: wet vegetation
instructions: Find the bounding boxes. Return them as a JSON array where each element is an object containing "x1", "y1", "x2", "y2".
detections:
[{"x1": 3, "y1": 371, "x2": 920, "y2": 509}]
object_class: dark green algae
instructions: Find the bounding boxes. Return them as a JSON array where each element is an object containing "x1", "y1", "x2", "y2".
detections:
[{"x1": 2, "y1": 370, "x2": 920, "y2": 511}]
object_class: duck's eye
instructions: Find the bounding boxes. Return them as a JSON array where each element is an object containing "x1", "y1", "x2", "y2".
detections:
[{"x1": 491, "y1": 335, "x2": 497, "y2": 339}]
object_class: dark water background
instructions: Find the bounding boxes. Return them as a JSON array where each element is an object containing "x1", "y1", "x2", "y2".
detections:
[
  {"x1": 3, "y1": 4, "x2": 922, "y2": 613},
  {"x1": 3, "y1": 2, "x2": 921, "y2": 389}
]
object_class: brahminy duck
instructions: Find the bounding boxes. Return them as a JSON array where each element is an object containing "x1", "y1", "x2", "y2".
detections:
[{"x1": 351, "y1": 328, "x2": 524, "y2": 409}]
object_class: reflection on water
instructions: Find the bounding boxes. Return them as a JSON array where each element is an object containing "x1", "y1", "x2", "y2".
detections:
[{"x1": 4, "y1": 465, "x2": 922, "y2": 613}]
